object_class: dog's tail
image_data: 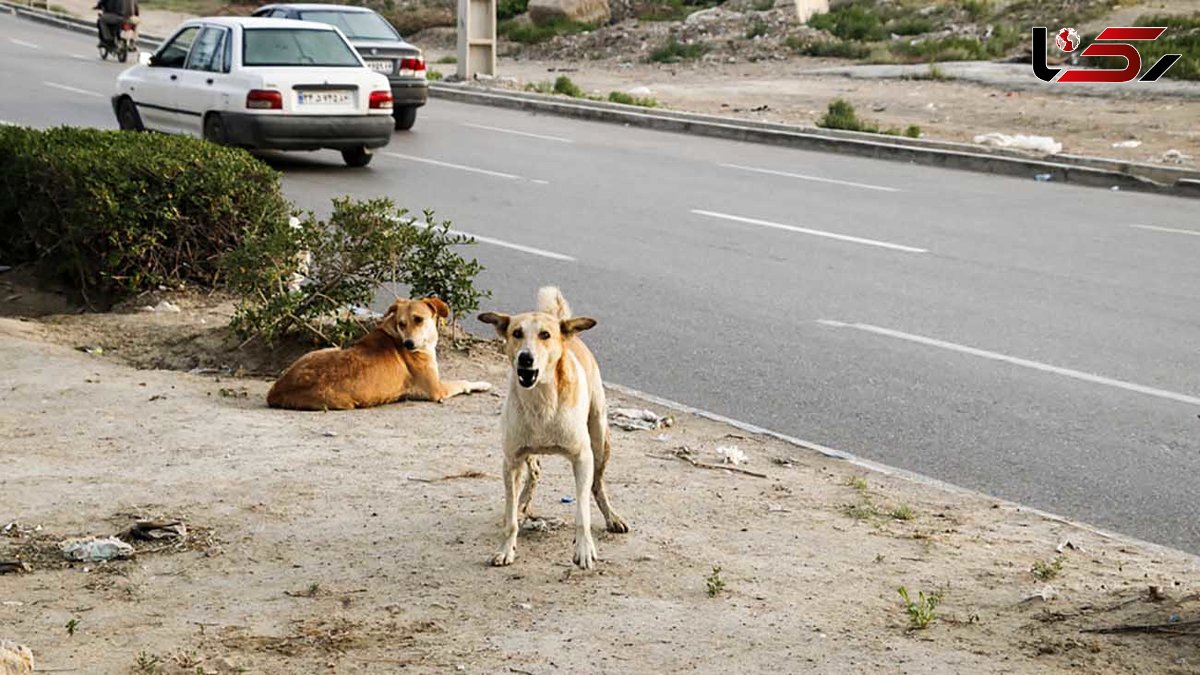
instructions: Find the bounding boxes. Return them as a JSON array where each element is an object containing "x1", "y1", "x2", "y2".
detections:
[{"x1": 537, "y1": 286, "x2": 571, "y2": 319}]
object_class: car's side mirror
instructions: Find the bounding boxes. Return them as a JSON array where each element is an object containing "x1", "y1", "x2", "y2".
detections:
[{"x1": 139, "y1": 51, "x2": 154, "y2": 66}]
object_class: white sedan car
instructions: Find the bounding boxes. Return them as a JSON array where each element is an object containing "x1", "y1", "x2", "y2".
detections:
[{"x1": 112, "y1": 17, "x2": 394, "y2": 167}]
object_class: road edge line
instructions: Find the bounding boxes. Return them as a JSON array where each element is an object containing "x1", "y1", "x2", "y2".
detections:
[{"x1": 604, "y1": 381, "x2": 1199, "y2": 562}]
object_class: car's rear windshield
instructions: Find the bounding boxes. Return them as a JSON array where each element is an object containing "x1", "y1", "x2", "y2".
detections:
[
  {"x1": 242, "y1": 28, "x2": 360, "y2": 67},
  {"x1": 297, "y1": 10, "x2": 400, "y2": 41}
]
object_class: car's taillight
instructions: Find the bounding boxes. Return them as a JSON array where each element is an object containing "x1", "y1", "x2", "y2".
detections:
[
  {"x1": 399, "y1": 57, "x2": 425, "y2": 72},
  {"x1": 369, "y1": 90, "x2": 393, "y2": 110},
  {"x1": 246, "y1": 89, "x2": 282, "y2": 110},
  {"x1": 121, "y1": 22, "x2": 133, "y2": 30}
]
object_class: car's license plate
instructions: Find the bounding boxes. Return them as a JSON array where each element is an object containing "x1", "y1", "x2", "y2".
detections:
[
  {"x1": 297, "y1": 91, "x2": 353, "y2": 106},
  {"x1": 366, "y1": 60, "x2": 394, "y2": 74}
]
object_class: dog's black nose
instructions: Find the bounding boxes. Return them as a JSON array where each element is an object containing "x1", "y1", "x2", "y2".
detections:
[
  {"x1": 517, "y1": 351, "x2": 534, "y2": 368},
  {"x1": 403, "y1": 339, "x2": 416, "y2": 350}
]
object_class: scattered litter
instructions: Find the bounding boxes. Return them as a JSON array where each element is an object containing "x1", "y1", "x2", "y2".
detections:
[
  {"x1": 973, "y1": 132, "x2": 1062, "y2": 155},
  {"x1": 627, "y1": 85, "x2": 653, "y2": 95},
  {"x1": 560, "y1": 496, "x2": 576, "y2": 504},
  {"x1": 716, "y1": 445, "x2": 747, "y2": 465},
  {"x1": 1, "y1": 601, "x2": 23, "y2": 607},
  {"x1": 119, "y1": 520, "x2": 186, "y2": 542},
  {"x1": 408, "y1": 470, "x2": 489, "y2": 483},
  {"x1": 771, "y1": 457, "x2": 794, "y2": 467},
  {"x1": 521, "y1": 516, "x2": 565, "y2": 533},
  {"x1": 650, "y1": 446, "x2": 767, "y2": 478},
  {"x1": 322, "y1": 430, "x2": 338, "y2": 437},
  {"x1": 140, "y1": 300, "x2": 181, "y2": 313},
  {"x1": 1055, "y1": 540, "x2": 1083, "y2": 554},
  {"x1": 1170, "y1": 613, "x2": 1182, "y2": 623},
  {"x1": 59, "y1": 536, "x2": 135, "y2": 562},
  {"x1": 1111, "y1": 140, "x2": 1142, "y2": 148},
  {"x1": 766, "y1": 504, "x2": 791, "y2": 513},
  {"x1": 517, "y1": 602, "x2": 533, "y2": 610},
  {"x1": 1021, "y1": 584, "x2": 1058, "y2": 604},
  {"x1": 78, "y1": 345, "x2": 104, "y2": 356},
  {"x1": 187, "y1": 367, "x2": 222, "y2": 375},
  {"x1": 1034, "y1": 173, "x2": 1054, "y2": 182},
  {"x1": 0, "y1": 561, "x2": 30, "y2": 575},
  {"x1": 610, "y1": 408, "x2": 674, "y2": 431},
  {"x1": 651, "y1": 433, "x2": 672, "y2": 443},
  {"x1": 0, "y1": 641, "x2": 34, "y2": 675},
  {"x1": 1163, "y1": 149, "x2": 1193, "y2": 164}
]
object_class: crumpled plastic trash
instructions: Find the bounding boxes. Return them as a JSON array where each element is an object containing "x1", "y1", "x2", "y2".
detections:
[
  {"x1": 59, "y1": 536, "x2": 135, "y2": 562},
  {"x1": 627, "y1": 85, "x2": 653, "y2": 95},
  {"x1": 973, "y1": 132, "x2": 1062, "y2": 155},
  {"x1": 1163, "y1": 149, "x2": 1194, "y2": 164},
  {"x1": 140, "y1": 300, "x2": 181, "y2": 313},
  {"x1": 1021, "y1": 584, "x2": 1058, "y2": 603},
  {"x1": 1111, "y1": 140, "x2": 1142, "y2": 148},
  {"x1": 1034, "y1": 173, "x2": 1054, "y2": 182},
  {"x1": 716, "y1": 445, "x2": 747, "y2": 465},
  {"x1": 609, "y1": 408, "x2": 674, "y2": 431},
  {"x1": 120, "y1": 520, "x2": 186, "y2": 542}
]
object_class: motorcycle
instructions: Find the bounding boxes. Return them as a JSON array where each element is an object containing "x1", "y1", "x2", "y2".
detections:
[{"x1": 99, "y1": 15, "x2": 138, "y2": 63}]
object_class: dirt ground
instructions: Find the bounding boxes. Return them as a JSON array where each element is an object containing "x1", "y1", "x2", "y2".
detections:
[{"x1": 3, "y1": 286, "x2": 1200, "y2": 674}]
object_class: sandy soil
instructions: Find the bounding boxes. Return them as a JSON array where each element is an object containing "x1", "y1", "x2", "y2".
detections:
[{"x1": 3, "y1": 291, "x2": 1200, "y2": 674}]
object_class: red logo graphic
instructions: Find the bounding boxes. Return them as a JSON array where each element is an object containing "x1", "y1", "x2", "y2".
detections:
[
  {"x1": 1055, "y1": 27, "x2": 1080, "y2": 52},
  {"x1": 1032, "y1": 26, "x2": 1182, "y2": 83}
]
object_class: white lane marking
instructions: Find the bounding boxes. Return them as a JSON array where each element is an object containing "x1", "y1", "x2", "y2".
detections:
[
  {"x1": 71, "y1": 54, "x2": 90, "y2": 61},
  {"x1": 383, "y1": 151, "x2": 546, "y2": 183},
  {"x1": 9, "y1": 38, "x2": 40, "y2": 49},
  {"x1": 44, "y1": 81, "x2": 104, "y2": 97},
  {"x1": 719, "y1": 162, "x2": 900, "y2": 193},
  {"x1": 413, "y1": 221, "x2": 575, "y2": 262},
  {"x1": 692, "y1": 209, "x2": 928, "y2": 254},
  {"x1": 1131, "y1": 224, "x2": 1200, "y2": 237},
  {"x1": 818, "y1": 320, "x2": 1200, "y2": 408},
  {"x1": 461, "y1": 122, "x2": 573, "y2": 144}
]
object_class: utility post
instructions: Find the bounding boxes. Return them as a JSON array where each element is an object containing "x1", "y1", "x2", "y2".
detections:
[{"x1": 456, "y1": 0, "x2": 496, "y2": 80}]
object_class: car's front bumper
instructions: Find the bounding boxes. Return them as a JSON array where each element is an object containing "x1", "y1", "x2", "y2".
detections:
[
  {"x1": 390, "y1": 80, "x2": 428, "y2": 108},
  {"x1": 221, "y1": 113, "x2": 393, "y2": 151}
]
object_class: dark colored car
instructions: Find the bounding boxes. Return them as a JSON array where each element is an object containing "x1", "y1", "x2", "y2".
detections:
[{"x1": 252, "y1": 3, "x2": 427, "y2": 130}]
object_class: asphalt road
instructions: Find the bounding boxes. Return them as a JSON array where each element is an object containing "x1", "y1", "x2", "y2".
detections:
[{"x1": 4, "y1": 14, "x2": 1199, "y2": 553}]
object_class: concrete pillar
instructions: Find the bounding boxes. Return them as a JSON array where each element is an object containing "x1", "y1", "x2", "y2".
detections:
[
  {"x1": 794, "y1": 0, "x2": 828, "y2": 23},
  {"x1": 457, "y1": 0, "x2": 496, "y2": 80}
]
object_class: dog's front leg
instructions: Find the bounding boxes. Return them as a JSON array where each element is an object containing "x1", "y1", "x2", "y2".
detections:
[
  {"x1": 490, "y1": 456, "x2": 523, "y2": 566},
  {"x1": 434, "y1": 380, "x2": 493, "y2": 403},
  {"x1": 571, "y1": 447, "x2": 597, "y2": 570}
]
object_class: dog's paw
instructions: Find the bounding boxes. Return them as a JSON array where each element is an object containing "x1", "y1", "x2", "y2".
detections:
[
  {"x1": 490, "y1": 547, "x2": 516, "y2": 567},
  {"x1": 470, "y1": 381, "x2": 493, "y2": 394},
  {"x1": 573, "y1": 538, "x2": 597, "y2": 570},
  {"x1": 606, "y1": 516, "x2": 630, "y2": 534}
]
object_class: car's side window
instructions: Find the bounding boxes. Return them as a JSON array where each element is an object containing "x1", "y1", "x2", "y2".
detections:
[
  {"x1": 154, "y1": 26, "x2": 200, "y2": 69},
  {"x1": 186, "y1": 26, "x2": 228, "y2": 72}
]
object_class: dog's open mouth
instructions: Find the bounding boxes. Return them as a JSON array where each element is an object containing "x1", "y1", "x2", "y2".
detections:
[{"x1": 516, "y1": 368, "x2": 539, "y2": 388}]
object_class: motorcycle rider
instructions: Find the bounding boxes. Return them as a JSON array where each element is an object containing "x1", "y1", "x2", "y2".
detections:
[{"x1": 95, "y1": 0, "x2": 137, "y2": 49}]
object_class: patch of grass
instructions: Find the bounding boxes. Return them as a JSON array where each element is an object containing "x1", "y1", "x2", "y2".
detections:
[
  {"x1": 907, "y1": 63, "x2": 954, "y2": 80},
  {"x1": 785, "y1": 36, "x2": 872, "y2": 59},
  {"x1": 904, "y1": 124, "x2": 922, "y2": 139},
  {"x1": 886, "y1": 15, "x2": 934, "y2": 36},
  {"x1": 751, "y1": 0, "x2": 774, "y2": 10},
  {"x1": 524, "y1": 80, "x2": 555, "y2": 94},
  {"x1": 1032, "y1": 555, "x2": 1066, "y2": 581},
  {"x1": 705, "y1": 566, "x2": 726, "y2": 597},
  {"x1": 65, "y1": 617, "x2": 80, "y2": 636},
  {"x1": 133, "y1": 651, "x2": 163, "y2": 675},
  {"x1": 840, "y1": 501, "x2": 880, "y2": 520},
  {"x1": 497, "y1": 0, "x2": 528, "y2": 21},
  {"x1": 649, "y1": 36, "x2": 709, "y2": 63},
  {"x1": 817, "y1": 98, "x2": 880, "y2": 133},
  {"x1": 808, "y1": 3, "x2": 888, "y2": 42},
  {"x1": 553, "y1": 75, "x2": 585, "y2": 97},
  {"x1": 607, "y1": 91, "x2": 658, "y2": 107},
  {"x1": 436, "y1": 54, "x2": 457, "y2": 64},
  {"x1": 890, "y1": 504, "x2": 916, "y2": 521},
  {"x1": 898, "y1": 586, "x2": 942, "y2": 630},
  {"x1": 638, "y1": 0, "x2": 689, "y2": 22},
  {"x1": 745, "y1": 18, "x2": 768, "y2": 40},
  {"x1": 426, "y1": 69, "x2": 444, "y2": 81},
  {"x1": 499, "y1": 18, "x2": 595, "y2": 44},
  {"x1": 846, "y1": 476, "x2": 869, "y2": 493}
]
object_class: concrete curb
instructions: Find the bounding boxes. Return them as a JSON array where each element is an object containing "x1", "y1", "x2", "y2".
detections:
[{"x1": 428, "y1": 82, "x2": 1200, "y2": 199}]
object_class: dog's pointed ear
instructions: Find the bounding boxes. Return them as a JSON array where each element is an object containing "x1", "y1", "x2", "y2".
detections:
[
  {"x1": 379, "y1": 302, "x2": 401, "y2": 338},
  {"x1": 421, "y1": 297, "x2": 450, "y2": 319},
  {"x1": 561, "y1": 316, "x2": 596, "y2": 337},
  {"x1": 477, "y1": 312, "x2": 510, "y2": 337}
]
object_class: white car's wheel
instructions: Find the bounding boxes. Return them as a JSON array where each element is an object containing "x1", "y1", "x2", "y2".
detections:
[
  {"x1": 116, "y1": 97, "x2": 143, "y2": 132},
  {"x1": 203, "y1": 114, "x2": 227, "y2": 145}
]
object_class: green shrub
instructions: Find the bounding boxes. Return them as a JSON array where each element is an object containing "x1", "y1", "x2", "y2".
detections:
[
  {"x1": 745, "y1": 18, "x2": 768, "y2": 39},
  {"x1": 553, "y1": 75, "x2": 585, "y2": 97},
  {"x1": 500, "y1": 17, "x2": 594, "y2": 43},
  {"x1": 607, "y1": 91, "x2": 658, "y2": 107},
  {"x1": 0, "y1": 126, "x2": 288, "y2": 306},
  {"x1": 807, "y1": 3, "x2": 888, "y2": 42},
  {"x1": 816, "y1": 98, "x2": 878, "y2": 133},
  {"x1": 225, "y1": 197, "x2": 487, "y2": 347},
  {"x1": 497, "y1": 0, "x2": 528, "y2": 21},
  {"x1": 436, "y1": 54, "x2": 457, "y2": 64},
  {"x1": 427, "y1": 68, "x2": 444, "y2": 80},
  {"x1": 649, "y1": 36, "x2": 708, "y2": 63},
  {"x1": 786, "y1": 36, "x2": 871, "y2": 59},
  {"x1": 904, "y1": 124, "x2": 922, "y2": 138}
]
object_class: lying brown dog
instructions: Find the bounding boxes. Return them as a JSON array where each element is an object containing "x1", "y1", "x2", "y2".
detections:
[{"x1": 267, "y1": 297, "x2": 492, "y2": 410}]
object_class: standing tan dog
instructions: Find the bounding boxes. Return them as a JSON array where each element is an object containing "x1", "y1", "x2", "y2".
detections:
[
  {"x1": 479, "y1": 287, "x2": 628, "y2": 569},
  {"x1": 267, "y1": 297, "x2": 491, "y2": 410}
]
